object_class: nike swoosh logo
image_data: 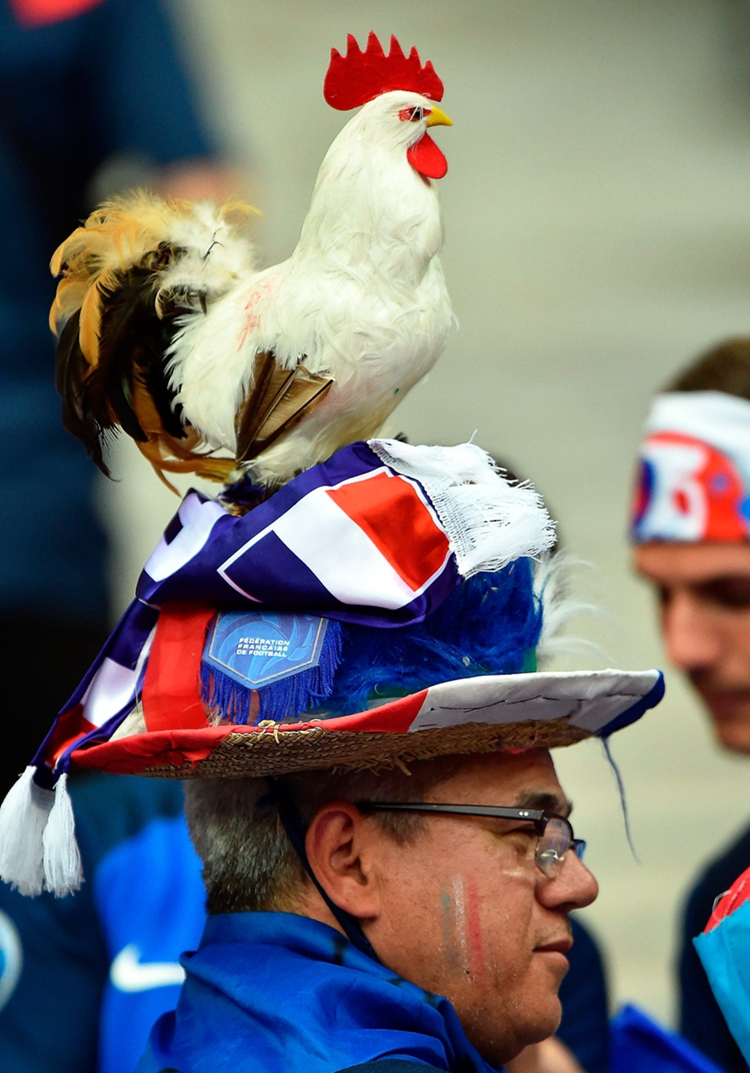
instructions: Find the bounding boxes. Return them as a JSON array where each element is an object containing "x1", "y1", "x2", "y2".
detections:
[{"x1": 110, "y1": 944, "x2": 186, "y2": 993}]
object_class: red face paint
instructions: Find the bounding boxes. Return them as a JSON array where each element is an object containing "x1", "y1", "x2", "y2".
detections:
[{"x1": 465, "y1": 874, "x2": 486, "y2": 977}]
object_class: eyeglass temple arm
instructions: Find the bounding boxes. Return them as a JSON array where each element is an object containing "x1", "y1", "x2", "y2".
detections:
[{"x1": 358, "y1": 802, "x2": 547, "y2": 819}]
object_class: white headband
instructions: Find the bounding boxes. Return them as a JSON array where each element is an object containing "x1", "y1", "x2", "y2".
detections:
[{"x1": 632, "y1": 391, "x2": 750, "y2": 542}]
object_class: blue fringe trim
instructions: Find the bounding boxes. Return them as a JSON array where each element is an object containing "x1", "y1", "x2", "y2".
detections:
[
  {"x1": 200, "y1": 620, "x2": 342, "y2": 725},
  {"x1": 324, "y1": 561, "x2": 543, "y2": 717}
]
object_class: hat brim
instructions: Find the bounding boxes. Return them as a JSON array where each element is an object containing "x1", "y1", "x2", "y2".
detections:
[{"x1": 70, "y1": 668, "x2": 664, "y2": 778}]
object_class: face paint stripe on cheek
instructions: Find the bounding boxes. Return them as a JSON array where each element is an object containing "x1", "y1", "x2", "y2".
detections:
[
  {"x1": 452, "y1": 875, "x2": 470, "y2": 970},
  {"x1": 465, "y1": 873, "x2": 486, "y2": 978},
  {"x1": 440, "y1": 887, "x2": 459, "y2": 971}
]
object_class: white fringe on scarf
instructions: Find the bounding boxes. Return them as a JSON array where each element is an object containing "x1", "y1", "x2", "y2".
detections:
[
  {"x1": 368, "y1": 439, "x2": 556, "y2": 576},
  {"x1": 42, "y1": 774, "x2": 83, "y2": 897}
]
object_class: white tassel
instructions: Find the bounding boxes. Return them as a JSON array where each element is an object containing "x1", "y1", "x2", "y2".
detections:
[
  {"x1": 369, "y1": 439, "x2": 556, "y2": 575},
  {"x1": 42, "y1": 773, "x2": 83, "y2": 898},
  {"x1": 0, "y1": 766, "x2": 54, "y2": 896}
]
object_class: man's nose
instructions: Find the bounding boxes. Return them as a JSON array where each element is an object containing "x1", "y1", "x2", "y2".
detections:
[
  {"x1": 662, "y1": 591, "x2": 721, "y2": 673},
  {"x1": 537, "y1": 851, "x2": 598, "y2": 911}
]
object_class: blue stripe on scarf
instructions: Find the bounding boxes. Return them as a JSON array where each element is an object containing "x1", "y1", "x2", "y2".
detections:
[{"x1": 33, "y1": 600, "x2": 159, "y2": 774}]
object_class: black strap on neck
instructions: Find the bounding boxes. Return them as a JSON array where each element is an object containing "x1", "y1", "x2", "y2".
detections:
[{"x1": 266, "y1": 777, "x2": 381, "y2": 963}]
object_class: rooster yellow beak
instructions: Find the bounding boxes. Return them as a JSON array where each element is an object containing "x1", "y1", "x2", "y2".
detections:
[{"x1": 425, "y1": 106, "x2": 453, "y2": 128}]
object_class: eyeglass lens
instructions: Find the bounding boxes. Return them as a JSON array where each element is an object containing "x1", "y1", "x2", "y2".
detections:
[{"x1": 535, "y1": 816, "x2": 584, "y2": 878}]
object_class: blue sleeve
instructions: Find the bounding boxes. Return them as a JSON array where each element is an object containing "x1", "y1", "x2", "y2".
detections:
[
  {"x1": 0, "y1": 773, "x2": 206, "y2": 1073},
  {"x1": 556, "y1": 916, "x2": 610, "y2": 1073},
  {"x1": 0, "y1": 829, "x2": 107, "y2": 1072},
  {"x1": 94, "y1": 810, "x2": 206, "y2": 1073},
  {"x1": 679, "y1": 827, "x2": 750, "y2": 1073}
]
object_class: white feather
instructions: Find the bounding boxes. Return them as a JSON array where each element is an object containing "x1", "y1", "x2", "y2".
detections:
[
  {"x1": 534, "y1": 553, "x2": 605, "y2": 669},
  {"x1": 157, "y1": 202, "x2": 258, "y2": 310}
]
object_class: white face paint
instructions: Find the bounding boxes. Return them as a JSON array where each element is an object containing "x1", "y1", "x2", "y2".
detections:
[
  {"x1": 451, "y1": 874, "x2": 469, "y2": 969},
  {"x1": 0, "y1": 909, "x2": 22, "y2": 1011}
]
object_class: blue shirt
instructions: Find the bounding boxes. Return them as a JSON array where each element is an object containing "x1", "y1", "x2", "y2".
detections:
[{"x1": 0, "y1": 773, "x2": 206, "y2": 1073}]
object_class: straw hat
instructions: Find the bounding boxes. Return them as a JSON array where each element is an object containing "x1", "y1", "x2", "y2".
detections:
[{"x1": 0, "y1": 438, "x2": 664, "y2": 898}]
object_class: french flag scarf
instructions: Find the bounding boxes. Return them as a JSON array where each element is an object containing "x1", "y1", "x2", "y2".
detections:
[{"x1": 0, "y1": 438, "x2": 554, "y2": 898}]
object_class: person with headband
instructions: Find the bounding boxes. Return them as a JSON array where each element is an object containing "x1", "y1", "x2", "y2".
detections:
[{"x1": 632, "y1": 338, "x2": 750, "y2": 1072}]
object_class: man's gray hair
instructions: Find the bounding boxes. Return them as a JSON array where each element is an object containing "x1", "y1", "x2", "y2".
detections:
[{"x1": 184, "y1": 756, "x2": 463, "y2": 915}]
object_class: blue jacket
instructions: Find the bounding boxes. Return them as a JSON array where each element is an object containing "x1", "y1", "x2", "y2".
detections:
[
  {"x1": 0, "y1": 774, "x2": 206, "y2": 1073},
  {"x1": 137, "y1": 912, "x2": 496, "y2": 1073}
]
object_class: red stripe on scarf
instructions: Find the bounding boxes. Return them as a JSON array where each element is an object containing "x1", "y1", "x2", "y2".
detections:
[
  {"x1": 326, "y1": 472, "x2": 449, "y2": 592},
  {"x1": 44, "y1": 707, "x2": 96, "y2": 767},
  {"x1": 142, "y1": 605, "x2": 214, "y2": 732}
]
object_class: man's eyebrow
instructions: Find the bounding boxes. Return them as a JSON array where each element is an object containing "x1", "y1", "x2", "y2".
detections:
[{"x1": 515, "y1": 791, "x2": 571, "y2": 817}]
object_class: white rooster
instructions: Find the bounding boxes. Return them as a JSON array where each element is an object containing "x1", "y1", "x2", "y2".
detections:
[{"x1": 51, "y1": 34, "x2": 453, "y2": 487}]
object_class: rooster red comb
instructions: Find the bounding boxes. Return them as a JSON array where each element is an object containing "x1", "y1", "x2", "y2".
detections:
[{"x1": 324, "y1": 33, "x2": 444, "y2": 111}]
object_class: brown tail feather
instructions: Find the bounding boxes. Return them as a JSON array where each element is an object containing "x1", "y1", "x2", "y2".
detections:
[
  {"x1": 130, "y1": 382, "x2": 235, "y2": 491},
  {"x1": 136, "y1": 438, "x2": 237, "y2": 493},
  {"x1": 235, "y1": 350, "x2": 334, "y2": 464}
]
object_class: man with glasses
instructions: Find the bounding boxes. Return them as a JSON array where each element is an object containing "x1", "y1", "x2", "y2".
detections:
[
  {"x1": 1, "y1": 438, "x2": 663, "y2": 1073},
  {"x1": 163, "y1": 747, "x2": 596, "y2": 1073},
  {"x1": 114, "y1": 448, "x2": 660, "y2": 1073}
]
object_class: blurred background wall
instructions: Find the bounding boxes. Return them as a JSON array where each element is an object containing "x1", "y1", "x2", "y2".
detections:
[{"x1": 100, "y1": 0, "x2": 750, "y2": 1026}]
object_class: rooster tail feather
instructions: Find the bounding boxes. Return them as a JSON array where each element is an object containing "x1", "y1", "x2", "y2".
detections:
[
  {"x1": 55, "y1": 310, "x2": 113, "y2": 475},
  {"x1": 132, "y1": 384, "x2": 235, "y2": 492},
  {"x1": 95, "y1": 267, "x2": 175, "y2": 445},
  {"x1": 50, "y1": 192, "x2": 258, "y2": 478}
]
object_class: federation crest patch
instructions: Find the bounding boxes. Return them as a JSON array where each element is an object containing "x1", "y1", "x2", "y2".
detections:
[{"x1": 203, "y1": 611, "x2": 333, "y2": 688}]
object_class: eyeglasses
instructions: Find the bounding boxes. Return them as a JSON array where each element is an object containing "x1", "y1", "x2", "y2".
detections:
[{"x1": 357, "y1": 802, "x2": 586, "y2": 879}]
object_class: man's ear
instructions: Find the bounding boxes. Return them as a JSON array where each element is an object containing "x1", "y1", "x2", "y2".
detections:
[{"x1": 305, "y1": 801, "x2": 383, "y2": 923}]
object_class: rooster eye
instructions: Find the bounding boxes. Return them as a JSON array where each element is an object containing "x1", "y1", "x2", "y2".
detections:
[{"x1": 398, "y1": 106, "x2": 430, "y2": 122}]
